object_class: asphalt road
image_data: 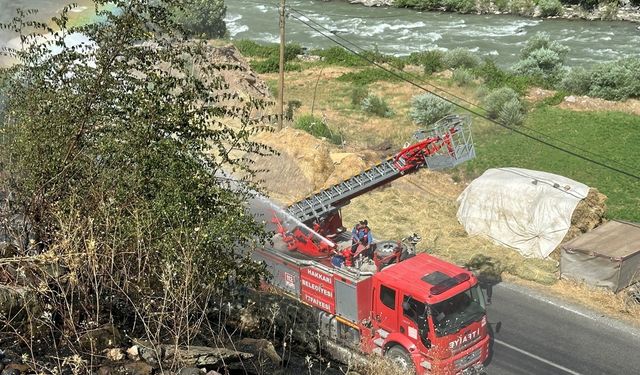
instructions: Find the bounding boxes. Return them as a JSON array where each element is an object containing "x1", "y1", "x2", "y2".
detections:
[{"x1": 484, "y1": 283, "x2": 640, "y2": 375}]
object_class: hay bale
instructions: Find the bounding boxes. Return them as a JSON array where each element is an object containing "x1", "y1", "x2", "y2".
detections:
[
  {"x1": 323, "y1": 153, "x2": 368, "y2": 188},
  {"x1": 253, "y1": 128, "x2": 335, "y2": 203},
  {"x1": 569, "y1": 187, "x2": 607, "y2": 237},
  {"x1": 548, "y1": 188, "x2": 607, "y2": 261}
]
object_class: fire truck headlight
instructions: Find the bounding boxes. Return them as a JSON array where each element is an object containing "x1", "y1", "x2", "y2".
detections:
[{"x1": 421, "y1": 361, "x2": 432, "y2": 370}]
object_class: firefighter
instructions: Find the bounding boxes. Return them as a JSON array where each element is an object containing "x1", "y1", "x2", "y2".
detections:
[{"x1": 351, "y1": 220, "x2": 373, "y2": 253}]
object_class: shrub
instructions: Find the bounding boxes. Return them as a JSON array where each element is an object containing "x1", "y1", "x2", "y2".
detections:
[
  {"x1": 234, "y1": 40, "x2": 303, "y2": 62},
  {"x1": 509, "y1": 0, "x2": 536, "y2": 15},
  {"x1": 174, "y1": 0, "x2": 227, "y2": 38},
  {"x1": 588, "y1": 58, "x2": 640, "y2": 100},
  {"x1": 336, "y1": 68, "x2": 401, "y2": 85},
  {"x1": 475, "y1": 59, "x2": 537, "y2": 94},
  {"x1": 558, "y1": 67, "x2": 592, "y2": 95},
  {"x1": 498, "y1": 97, "x2": 526, "y2": 126},
  {"x1": 513, "y1": 48, "x2": 566, "y2": 83},
  {"x1": 578, "y1": 0, "x2": 600, "y2": 10},
  {"x1": 406, "y1": 50, "x2": 445, "y2": 74},
  {"x1": 251, "y1": 57, "x2": 301, "y2": 74},
  {"x1": 519, "y1": 32, "x2": 569, "y2": 61},
  {"x1": 494, "y1": 0, "x2": 510, "y2": 11},
  {"x1": 234, "y1": 40, "x2": 276, "y2": 58},
  {"x1": 351, "y1": 85, "x2": 369, "y2": 106},
  {"x1": 481, "y1": 87, "x2": 520, "y2": 119},
  {"x1": 295, "y1": 114, "x2": 342, "y2": 144},
  {"x1": 395, "y1": 0, "x2": 444, "y2": 10},
  {"x1": 314, "y1": 46, "x2": 363, "y2": 67},
  {"x1": 443, "y1": 48, "x2": 482, "y2": 70},
  {"x1": 514, "y1": 32, "x2": 569, "y2": 84},
  {"x1": 409, "y1": 93, "x2": 455, "y2": 126},
  {"x1": 452, "y1": 68, "x2": 475, "y2": 86},
  {"x1": 600, "y1": 0, "x2": 620, "y2": 21},
  {"x1": 537, "y1": 0, "x2": 564, "y2": 16},
  {"x1": 361, "y1": 94, "x2": 395, "y2": 118},
  {"x1": 444, "y1": 0, "x2": 477, "y2": 12}
]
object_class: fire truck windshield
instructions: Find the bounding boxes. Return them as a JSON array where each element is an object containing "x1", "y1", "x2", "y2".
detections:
[{"x1": 430, "y1": 285, "x2": 485, "y2": 337}]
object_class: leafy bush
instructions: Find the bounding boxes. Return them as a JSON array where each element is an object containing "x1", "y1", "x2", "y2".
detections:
[
  {"x1": 406, "y1": 50, "x2": 445, "y2": 74},
  {"x1": 498, "y1": 97, "x2": 526, "y2": 126},
  {"x1": 295, "y1": 114, "x2": 342, "y2": 144},
  {"x1": 588, "y1": 58, "x2": 640, "y2": 100},
  {"x1": 336, "y1": 68, "x2": 401, "y2": 85},
  {"x1": 173, "y1": 0, "x2": 227, "y2": 38},
  {"x1": 509, "y1": 0, "x2": 536, "y2": 15},
  {"x1": 361, "y1": 94, "x2": 395, "y2": 118},
  {"x1": 409, "y1": 93, "x2": 455, "y2": 126},
  {"x1": 313, "y1": 46, "x2": 364, "y2": 67},
  {"x1": 481, "y1": 87, "x2": 520, "y2": 119},
  {"x1": 443, "y1": 48, "x2": 482, "y2": 70},
  {"x1": 519, "y1": 32, "x2": 569, "y2": 60},
  {"x1": 513, "y1": 48, "x2": 566, "y2": 83},
  {"x1": 578, "y1": 0, "x2": 600, "y2": 10},
  {"x1": 537, "y1": 0, "x2": 564, "y2": 16},
  {"x1": 558, "y1": 67, "x2": 592, "y2": 95},
  {"x1": 444, "y1": 0, "x2": 477, "y2": 12},
  {"x1": 494, "y1": 0, "x2": 510, "y2": 11},
  {"x1": 452, "y1": 68, "x2": 475, "y2": 86},
  {"x1": 600, "y1": 0, "x2": 619, "y2": 21},
  {"x1": 395, "y1": 0, "x2": 444, "y2": 10},
  {"x1": 251, "y1": 57, "x2": 302, "y2": 74},
  {"x1": 513, "y1": 32, "x2": 569, "y2": 83},
  {"x1": 475, "y1": 60, "x2": 537, "y2": 94},
  {"x1": 351, "y1": 85, "x2": 369, "y2": 106},
  {"x1": 234, "y1": 40, "x2": 303, "y2": 61}
]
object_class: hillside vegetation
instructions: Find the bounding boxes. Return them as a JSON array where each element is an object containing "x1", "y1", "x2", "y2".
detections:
[{"x1": 237, "y1": 40, "x2": 640, "y2": 222}]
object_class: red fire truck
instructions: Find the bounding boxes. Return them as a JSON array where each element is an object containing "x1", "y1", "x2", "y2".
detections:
[{"x1": 249, "y1": 115, "x2": 489, "y2": 374}]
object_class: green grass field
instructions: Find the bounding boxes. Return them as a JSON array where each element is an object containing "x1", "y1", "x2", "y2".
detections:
[{"x1": 466, "y1": 107, "x2": 640, "y2": 221}]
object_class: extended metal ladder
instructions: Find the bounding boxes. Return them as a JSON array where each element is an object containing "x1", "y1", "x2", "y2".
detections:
[
  {"x1": 287, "y1": 156, "x2": 406, "y2": 224},
  {"x1": 286, "y1": 114, "x2": 475, "y2": 224}
]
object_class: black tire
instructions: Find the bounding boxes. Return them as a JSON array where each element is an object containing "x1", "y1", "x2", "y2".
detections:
[{"x1": 385, "y1": 346, "x2": 415, "y2": 372}]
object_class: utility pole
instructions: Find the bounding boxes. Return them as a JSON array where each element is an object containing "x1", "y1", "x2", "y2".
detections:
[{"x1": 278, "y1": 0, "x2": 286, "y2": 129}]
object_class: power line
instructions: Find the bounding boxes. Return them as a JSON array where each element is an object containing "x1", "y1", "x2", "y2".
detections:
[
  {"x1": 287, "y1": 11, "x2": 640, "y2": 181},
  {"x1": 288, "y1": 7, "x2": 639, "y2": 174}
]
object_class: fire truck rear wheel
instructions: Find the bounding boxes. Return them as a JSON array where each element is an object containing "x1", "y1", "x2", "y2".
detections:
[{"x1": 385, "y1": 346, "x2": 415, "y2": 372}]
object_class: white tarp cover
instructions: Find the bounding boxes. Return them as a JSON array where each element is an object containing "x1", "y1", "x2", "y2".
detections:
[{"x1": 457, "y1": 168, "x2": 589, "y2": 258}]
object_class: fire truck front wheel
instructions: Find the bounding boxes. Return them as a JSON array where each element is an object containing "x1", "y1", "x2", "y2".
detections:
[{"x1": 385, "y1": 346, "x2": 415, "y2": 372}]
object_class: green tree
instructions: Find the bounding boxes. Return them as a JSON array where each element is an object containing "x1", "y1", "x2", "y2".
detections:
[
  {"x1": 0, "y1": 0, "x2": 270, "y2": 361},
  {"x1": 174, "y1": 0, "x2": 227, "y2": 38}
]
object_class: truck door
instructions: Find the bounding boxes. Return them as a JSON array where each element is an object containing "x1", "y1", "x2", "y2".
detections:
[
  {"x1": 401, "y1": 295, "x2": 429, "y2": 350},
  {"x1": 375, "y1": 284, "x2": 399, "y2": 332}
]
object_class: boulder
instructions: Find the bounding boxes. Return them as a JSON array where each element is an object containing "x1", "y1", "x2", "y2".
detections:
[{"x1": 163, "y1": 346, "x2": 253, "y2": 368}]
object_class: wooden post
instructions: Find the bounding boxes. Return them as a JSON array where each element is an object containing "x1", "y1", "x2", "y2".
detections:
[{"x1": 278, "y1": 0, "x2": 286, "y2": 130}]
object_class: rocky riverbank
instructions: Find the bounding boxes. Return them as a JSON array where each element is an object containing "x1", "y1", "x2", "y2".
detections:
[{"x1": 346, "y1": 0, "x2": 640, "y2": 23}]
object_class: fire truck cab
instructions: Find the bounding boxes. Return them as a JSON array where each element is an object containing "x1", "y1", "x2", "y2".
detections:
[{"x1": 370, "y1": 253, "x2": 489, "y2": 374}]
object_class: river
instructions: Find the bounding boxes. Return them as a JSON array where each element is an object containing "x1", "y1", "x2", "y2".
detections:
[{"x1": 1, "y1": 0, "x2": 639, "y2": 67}]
